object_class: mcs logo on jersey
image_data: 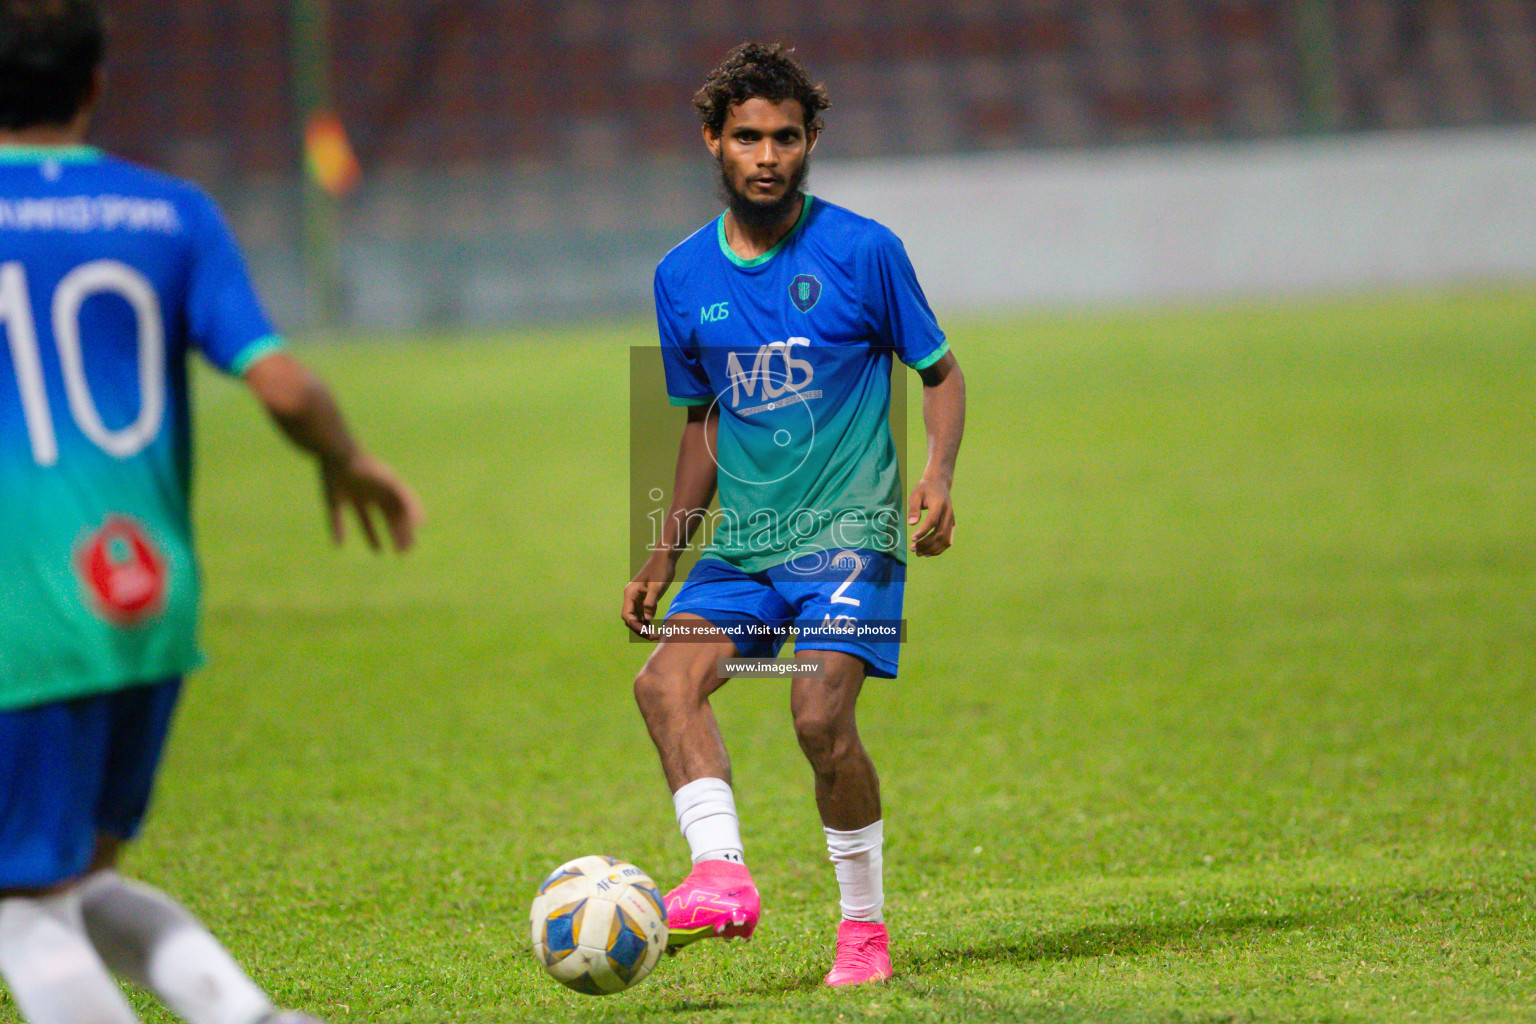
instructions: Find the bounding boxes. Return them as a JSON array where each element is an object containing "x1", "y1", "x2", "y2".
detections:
[
  {"x1": 76, "y1": 515, "x2": 168, "y2": 626},
  {"x1": 725, "y1": 338, "x2": 814, "y2": 409}
]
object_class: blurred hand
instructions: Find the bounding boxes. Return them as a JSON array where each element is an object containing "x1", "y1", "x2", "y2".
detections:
[
  {"x1": 907, "y1": 477, "x2": 956, "y2": 557},
  {"x1": 622, "y1": 555, "x2": 677, "y2": 639},
  {"x1": 320, "y1": 452, "x2": 425, "y2": 553}
]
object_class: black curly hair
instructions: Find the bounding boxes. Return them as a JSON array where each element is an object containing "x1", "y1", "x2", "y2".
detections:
[
  {"x1": 694, "y1": 42, "x2": 830, "y2": 136},
  {"x1": 0, "y1": 0, "x2": 104, "y2": 129}
]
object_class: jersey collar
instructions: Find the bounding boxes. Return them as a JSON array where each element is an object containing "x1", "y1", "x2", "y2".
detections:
[
  {"x1": 716, "y1": 193, "x2": 814, "y2": 269},
  {"x1": 0, "y1": 144, "x2": 102, "y2": 163}
]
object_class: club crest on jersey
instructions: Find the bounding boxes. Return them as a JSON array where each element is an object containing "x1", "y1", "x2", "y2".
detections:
[
  {"x1": 789, "y1": 274, "x2": 821, "y2": 313},
  {"x1": 75, "y1": 515, "x2": 168, "y2": 626}
]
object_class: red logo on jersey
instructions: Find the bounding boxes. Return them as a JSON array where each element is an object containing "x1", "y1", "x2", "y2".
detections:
[{"x1": 76, "y1": 516, "x2": 168, "y2": 626}]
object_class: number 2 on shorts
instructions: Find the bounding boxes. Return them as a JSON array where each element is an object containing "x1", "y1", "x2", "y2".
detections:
[{"x1": 829, "y1": 549, "x2": 864, "y2": 607}]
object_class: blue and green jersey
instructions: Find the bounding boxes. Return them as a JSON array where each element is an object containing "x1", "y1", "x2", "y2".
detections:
[
  {"x1": 0, "y1": 147, "x2": 280, "y2": 711},
  {"x1": 654, "y1": 195, "x2": 947, "y2": 572}
]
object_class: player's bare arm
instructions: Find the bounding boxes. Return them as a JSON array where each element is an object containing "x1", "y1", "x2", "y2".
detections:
[
  {"x1": 622, "y1": 403, "x2": 719, "y2": 637},
  {"x1": 908, "y1": 350, "x2": 965, "y2": 557},
  {"x1": 243, "y1": 352, "x2": 424, "y2": 553}
]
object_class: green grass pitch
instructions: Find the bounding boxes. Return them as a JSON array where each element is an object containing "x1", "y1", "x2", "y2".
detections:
[{"x1": 4, "y1": 286, "x2": 1533, "y2": 1023}]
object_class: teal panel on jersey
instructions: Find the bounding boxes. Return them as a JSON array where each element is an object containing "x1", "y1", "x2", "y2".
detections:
[
  {"x1": 0, "y1": 146, "x2": 278, "y2": 710},
  {"x1": 654, "y1": 196, "x2": 946, "y2": 573}
]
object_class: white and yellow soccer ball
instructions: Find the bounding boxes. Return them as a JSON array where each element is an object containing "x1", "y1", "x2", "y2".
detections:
[{"x1": 529, "y1": 855, "x2": 668, "y2": 995}]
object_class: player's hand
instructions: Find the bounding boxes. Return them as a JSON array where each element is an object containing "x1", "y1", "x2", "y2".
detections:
[
  {"x1": 320, "y1": 451, "x2": 425, "y2": 553},
  {"x1": 622, "y1": 555, "x2": 676, "y2": 639},
  {"x1": 907, "y1": 477, "x2": 956, "y2": 557}
]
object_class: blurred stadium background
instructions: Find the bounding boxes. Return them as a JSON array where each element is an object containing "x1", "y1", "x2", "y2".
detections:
[
  {"x1": 87, "y1": 0, "x2": 1536, "y2": 327},
  {"x1": 11, "y1": 9, "x2": 1529, "y2": 1018}
]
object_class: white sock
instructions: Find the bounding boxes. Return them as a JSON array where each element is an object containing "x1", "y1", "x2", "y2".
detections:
[
  {"x1": 0, "y1": 892, "x2": 141, "y2": 1024},
  {"x1": 78, "y1": 871, "x2": 273, "y2": 1024},
  {"x1": 825, "y1": 819, "x2": 885, "y2": 922},
  {"x1": 672, "y1": 777, "x2": 745, "y2": 864}
]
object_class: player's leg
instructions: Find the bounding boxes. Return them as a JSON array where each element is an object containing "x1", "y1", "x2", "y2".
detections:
[
  {"x1": 0, "y1": 691, "x2": 143, "y2": 1024},
  {"x1": 76, "y1": 678, "x2": 322, "y2": 1024},
  {"x1": 634, "y1": 556, "x2": 798, "y2": 951},
  {"x1": 77, "y1": 858, "x2": 322, "y2": 1024},
  {"x1": 791, "y1": 651, "x2": 893, "y2": 985},
  {"x1": 0, "y1": 883, "x2": 142, "y2": 1024},
  {"x1": 790, "y1": 651, "x2": 880, "y2": 831},
  {"x1": 791, "y1": 652, "x2": 886, "y2": 924},
  {"x1": 633, "y1": 621, "x2": 763, "y2": 949},
  {"x1": 777, "y1": 550, "x2": 904, "y2": 985},
  {"x1": 78, "y1": 842, "x2": 289, "y2": 1024},
  {"x1": 632, "y1": 617, "x2": 738, "y2": 793}
]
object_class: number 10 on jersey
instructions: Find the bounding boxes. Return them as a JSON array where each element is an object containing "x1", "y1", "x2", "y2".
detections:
[{"x1": 2, "y1": 259, "x2": 165, "y2": 467}]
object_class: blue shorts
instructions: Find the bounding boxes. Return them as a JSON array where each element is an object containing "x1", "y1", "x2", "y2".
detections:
[
  {"x1": 664, "y1": 549, "x2": 906, "y2": 678},
  {"x1": 0, "y1": 678, "x2": 182, "y2": 890}
]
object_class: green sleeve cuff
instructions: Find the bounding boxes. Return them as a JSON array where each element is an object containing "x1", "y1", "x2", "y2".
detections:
[
  {"x1": 668, "y1": 395, "x2": 712, "y2": 407},
  {"x1": 229, "y1": 334, "x2": 286, "y2": 376},
  {"x1": 907, "y1": 339, "x2": 950, "y2": 371}
]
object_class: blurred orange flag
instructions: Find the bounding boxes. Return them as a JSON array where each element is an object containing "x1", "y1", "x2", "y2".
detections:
[{"x1": 303, "y1": 110, "x2": 361, "y2": 197}]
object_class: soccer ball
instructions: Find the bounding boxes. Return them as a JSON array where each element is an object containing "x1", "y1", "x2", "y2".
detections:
[{"x1": 529, "y1": 855, "x2": 668, "y2": 995}]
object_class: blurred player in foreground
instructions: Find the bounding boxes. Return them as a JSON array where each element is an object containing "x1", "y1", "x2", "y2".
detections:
[
  {"x1": 622, "y1": 43, "x2": 965, "y2": 985},
  {"x1": 0, "y1": 2, "x2": 423, "y2": 1022}
]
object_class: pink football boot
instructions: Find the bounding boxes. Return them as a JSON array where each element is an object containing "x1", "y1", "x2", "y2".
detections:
[
  {"x1": 664, "y1": 860, "x2": 761, "y2": 952},
  {"x1": 824, "y1": 920, "x2": 893, "y2": 986}
]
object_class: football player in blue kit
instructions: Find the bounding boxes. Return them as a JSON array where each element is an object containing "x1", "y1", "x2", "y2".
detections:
[
  {"x1": 621, "y1": 43, "x2": 966, "y2": 985},
  {"x1": 0, "y1": 3, "x2": 423, "y2": 1022}
]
